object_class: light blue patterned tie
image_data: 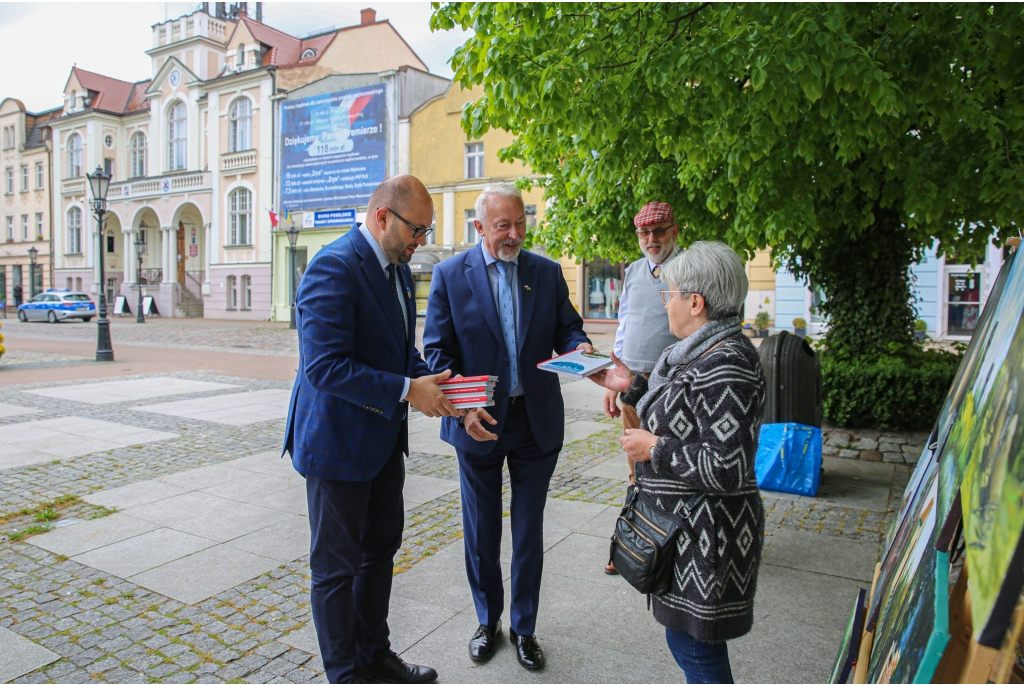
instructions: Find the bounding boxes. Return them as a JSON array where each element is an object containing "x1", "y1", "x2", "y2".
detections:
[{"x1": 495, "y1": 261, "x2": 519, "y2": 393}]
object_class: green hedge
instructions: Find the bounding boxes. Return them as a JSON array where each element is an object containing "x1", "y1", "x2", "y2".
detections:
[{"x1": 821, "y1": 351, "x2": 962, "y2": 430}]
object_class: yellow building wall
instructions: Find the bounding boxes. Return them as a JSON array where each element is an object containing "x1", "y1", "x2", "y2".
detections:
[{"x1": 747, "y1": 248, "x2": 774, "y2": 290}]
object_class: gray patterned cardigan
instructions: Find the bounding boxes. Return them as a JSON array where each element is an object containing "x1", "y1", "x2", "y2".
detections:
[{"x1": 628, "y1": 332, "x2": 766, "y2": 642}]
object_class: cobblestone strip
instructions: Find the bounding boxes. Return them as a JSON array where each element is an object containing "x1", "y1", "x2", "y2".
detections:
[{"x1": 1, "y1": 544, "x2": 324, "y2": 684}]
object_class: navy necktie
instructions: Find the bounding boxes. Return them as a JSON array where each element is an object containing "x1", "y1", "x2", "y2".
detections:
[{"x1": 386, "y1": 264, "x2": 407, "y2": 342}]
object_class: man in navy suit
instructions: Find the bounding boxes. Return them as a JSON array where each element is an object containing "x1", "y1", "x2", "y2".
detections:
[
  {"x1": 284, "y1": 175, "x2": 460, "y2": 684},
  {"x1": 423, "y1": 184, "x2": 592, "y2": 671}
]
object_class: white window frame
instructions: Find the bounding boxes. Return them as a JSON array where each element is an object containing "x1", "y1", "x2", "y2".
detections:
[
  {"x1": 425, "y1": 212, "x2": 436, "y2": 246},
  {"x1": 35, "y1": 213, "x2": 43, "y2": 239},
  {"x1": 5, "y1": 216, "x2": 12, "y2": 240},
  {"x1": 229, "y1": 188, "x2": 252, "y2": 246},
  {"x1": 130, "y1": 132, "x2": 147, "y2": 178},
  {"x1": 21, "y1": 215, "x2": 28, "y2": 240},
  {"x1": 168, "y1": 102, "x2": 187, "y2": 171},
  {"x1": 67, "y1": 133, "x2": 82, "y2": 178},
  {"x1": 242, "y1": 274, "x2": 251, "y2": 309},
  {"x1": 465, "y1": 142, "x2": 484, "y2": 179},
  {"x1": 4, "y1": 168, "x2": 12, "y2": 194},
  {"x1": 226, "y1": 275, "x2": 237, "y2": 309},
  {"x1": 67, "y1": 207, "x2": 82, "y2": 254},
  {"x1": 229, "y1": 98, "x2": 252, "y2": 152},
  {"x1": 464, "y1": 209, "x2": 478, "y2": 245},
  {"x1": 35, "y1": 161, "x2": 44, "y2": 189},
  {"x1": 20, "y1": 165, "x2": 28, "y2": 192}
]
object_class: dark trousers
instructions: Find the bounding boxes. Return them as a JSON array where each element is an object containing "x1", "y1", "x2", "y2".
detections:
[
  {"x1": 456, "y1": 402, "x2": 559, "y2": 636},
  {"x1": 306, "y1": 445, "x2": 405, "y2": 684},
  {"x1": 665, "y1": 628, "x2": 734, "y2": 684}
]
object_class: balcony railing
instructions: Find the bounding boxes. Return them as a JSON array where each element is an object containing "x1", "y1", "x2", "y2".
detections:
[
  {"x1": 110, "y1": 172, "x2": 210, "y2": 200},
  {"x1": 139, "y1": 268, "x2": 163, "y2": 285},
  {"x1": 221, "y1": 150, "x2": 257, "y2": 173},
  {"x1": 62, "y1": 178, "x2": 86, "y2": 196}
]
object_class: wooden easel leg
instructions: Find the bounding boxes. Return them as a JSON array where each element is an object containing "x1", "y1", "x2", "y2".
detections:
[{"x1": 854, "y1": 562, "x2": 883, "y2": 684}]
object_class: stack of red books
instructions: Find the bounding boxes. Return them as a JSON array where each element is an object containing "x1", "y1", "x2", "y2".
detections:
[{"x1": 438, "y1": 375, "x2": 497, "y2": 408}]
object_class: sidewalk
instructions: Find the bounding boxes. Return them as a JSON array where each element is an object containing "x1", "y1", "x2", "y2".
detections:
[{"x1": 0, "y1": 321, "x2": 902, "y2": 683}]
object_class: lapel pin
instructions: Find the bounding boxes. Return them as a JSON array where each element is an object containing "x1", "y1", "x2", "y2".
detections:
[{"x1": 524, "y1": 285, "x2": 531, "y2": 291}]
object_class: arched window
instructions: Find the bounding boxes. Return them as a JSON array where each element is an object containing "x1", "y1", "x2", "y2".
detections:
[
  {"x1": 67, "y1": 133, "x2": 82, "y2": 178},
  {"x1": 236, "y1": 43, "x2": 245, "y2": 67},
  {"x1": 130, "y1": 132, "x2": 147, "y2": 178},
  {"x1": 168, "y1": 102, "x2": 187, "y2": 171},
  {"x1": 67, "y1": 207, "x2": 82, "y2": 254},
  {"x1": 300, "y1": 48, "x2": 316, "y2": 60},
  {"x1": 229, "y1": 188, "x2": 252, "y2": 245},
  {"x1": 226, "y1": 275, "x2": 237, "y2": 309},
  {"x1": 229, "y1": 98, "x2": 251, "y2": 152}
]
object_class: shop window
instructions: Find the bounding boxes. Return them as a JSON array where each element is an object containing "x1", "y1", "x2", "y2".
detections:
[
  {"x1": 583, "y1": 259, "x2": 624, "y2": 319},
  {"x1": 946, "y1": 270, "x2": 981, "y2": 337},
  {"x1": 465, "y1": 142, "x2": 484, "y2": 179},
  {"x1": 0, "y1": 271, "x2": 5, "y2": 303},
  {"x1": 464, "y1": 209, "x2": 478, "y2": 245}
]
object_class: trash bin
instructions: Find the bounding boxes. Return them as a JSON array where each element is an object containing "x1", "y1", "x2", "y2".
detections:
[{"x1": 758, "y1": 330, "x2": 822, "y2": 428}]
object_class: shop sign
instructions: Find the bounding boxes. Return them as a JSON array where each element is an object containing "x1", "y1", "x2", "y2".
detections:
[
  {"x1": 280, "y1": 84, "x2": 387, "y2": 211},
  {"x1": 302, "y1": 209, "x2": 357, "y2": 229}
]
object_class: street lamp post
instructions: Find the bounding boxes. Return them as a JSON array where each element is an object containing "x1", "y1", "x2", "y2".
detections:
[
  {"x1": 285, "y1": 220, "x2": 300, "y2": 330},
  {"x1": 87, "y1": 166, "x2": 114, "y2": 362},
  {"x1": 27, "y1": 246, "x2": 38, "y2": 298},
  {"x1": 135, "y1": 235, "x2": 147, "y2": 324}
]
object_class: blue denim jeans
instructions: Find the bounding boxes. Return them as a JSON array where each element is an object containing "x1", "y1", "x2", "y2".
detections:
[{"x1": 665, "y1": 628, "x2": 734, "y2": 684}]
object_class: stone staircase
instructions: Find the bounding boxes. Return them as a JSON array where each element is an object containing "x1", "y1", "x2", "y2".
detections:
[{"x1": 176, "y1": 284, "x2": 204, "y2": 318}]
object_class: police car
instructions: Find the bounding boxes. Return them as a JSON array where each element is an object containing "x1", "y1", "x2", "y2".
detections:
[{"x1": 17, "y1": 290, "x2": 96, "y2": 323}]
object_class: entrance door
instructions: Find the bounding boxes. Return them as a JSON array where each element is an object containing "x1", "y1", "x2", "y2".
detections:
[{"x1": 177, "y1": 223, "x2": 186, "y2": 285}]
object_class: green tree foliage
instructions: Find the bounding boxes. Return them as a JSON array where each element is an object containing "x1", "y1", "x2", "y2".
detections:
[{"x1": 432, "y1": 3, "x2": 1024, "y2": 358}]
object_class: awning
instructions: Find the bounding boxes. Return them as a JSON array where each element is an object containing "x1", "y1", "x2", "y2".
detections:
[{"x1": 409, "y1": 251, "x2": 442, "y2": 274}]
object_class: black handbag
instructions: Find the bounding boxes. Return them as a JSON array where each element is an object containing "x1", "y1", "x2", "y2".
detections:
[{"x1": 608, "y1": 477, "x2": 705, "y2": 599}]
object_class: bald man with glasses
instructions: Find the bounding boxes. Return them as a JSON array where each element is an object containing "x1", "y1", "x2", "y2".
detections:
[{"x1": 602, "y1": 201, "x2": 683, "y2": 574}]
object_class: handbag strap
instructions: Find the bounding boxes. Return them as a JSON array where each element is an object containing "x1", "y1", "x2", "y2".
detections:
[{"x1": 633, "y1": 464, "x2": 705, "y2": 526}]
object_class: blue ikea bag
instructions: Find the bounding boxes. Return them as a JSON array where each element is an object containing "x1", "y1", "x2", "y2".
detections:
[{"x1": 754, "y1": 423, "x2": 822, "y2": 497}]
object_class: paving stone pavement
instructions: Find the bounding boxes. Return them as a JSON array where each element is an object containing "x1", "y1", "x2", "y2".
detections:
[{"x1": 0, "y1": 370, "x2": 907, "y2": 683}]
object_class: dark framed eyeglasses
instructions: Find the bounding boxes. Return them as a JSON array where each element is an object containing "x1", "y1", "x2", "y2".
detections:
[
  {"x1": 386, "y1": 207, "x2": 434, "y2": 240},
  {"x1": 636, "y1": 225, "x2": 676, "y2": 239}
]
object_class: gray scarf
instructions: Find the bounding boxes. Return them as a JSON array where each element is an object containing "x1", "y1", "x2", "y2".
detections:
[{"x1": 635, "y1": 315, "x2": 743, "y2": 420}]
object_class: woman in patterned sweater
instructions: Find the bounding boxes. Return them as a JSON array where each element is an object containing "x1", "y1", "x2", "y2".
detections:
[{"x1": 590, "y1": 241, "x2": 766, "y2": 684}]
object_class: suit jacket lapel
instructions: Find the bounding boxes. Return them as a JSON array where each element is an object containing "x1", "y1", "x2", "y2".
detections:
[
  {"x1": 466, "y1": 245, "x2": 504, "y2": 347},
  {"x1": 517, "y1": 255, "x2": 538, "y2": 355},
  {"x1": 351, "y1": 229, "x2": 406, "y2": 349}
]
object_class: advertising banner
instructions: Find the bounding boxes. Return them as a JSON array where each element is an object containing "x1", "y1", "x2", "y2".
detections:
[
  {"x1": 281, "y1": 85, "x2": 387, "y2": 212},
  {"x1": 302, "y1": 209, "x2": 357, "y2": 229}
]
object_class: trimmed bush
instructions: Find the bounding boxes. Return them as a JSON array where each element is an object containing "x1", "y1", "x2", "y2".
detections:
[
  {"x1": 821, "y1": 350, "x2": 962, "y2": 430},
  {"x1": 792, "y1": 317, "x2": 807, "y2": 329}
]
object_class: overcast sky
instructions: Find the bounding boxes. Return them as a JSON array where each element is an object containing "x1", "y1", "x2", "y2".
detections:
[{"x1": 0, "y1": 2, "x2": 470, "y2": 113}]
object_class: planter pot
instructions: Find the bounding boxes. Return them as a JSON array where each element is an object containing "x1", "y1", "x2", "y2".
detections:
[
  {"x1": 794, "y1": 327, "x2": 807, "y2": 338},
  {"x1": 758, "y1": 329, "x2": 769, "y2": 338},
  {"x1": 915, "y1": 331, "x2": 926, "y2": 341}
]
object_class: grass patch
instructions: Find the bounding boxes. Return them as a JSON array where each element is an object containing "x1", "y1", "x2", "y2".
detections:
[
  {"x1": 34, "y1": 508, "x2": 59, "y2": 522},
  {"x1": 7, "y1": 523, "x2": 54, "y2": 541},
  {"x1": 121, "y1": 590, "x2": 134, "y2": 600},
  {"x1": 0, "y1": 494, "x2": 82, "y2": 525},
  {"x1": 55, "y1": 554, "x2": 69, "y2": 563}
]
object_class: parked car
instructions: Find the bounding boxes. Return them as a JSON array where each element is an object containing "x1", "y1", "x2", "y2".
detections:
[{"x1": 17, "y1": 291, "x2": 96, "y2": 323}]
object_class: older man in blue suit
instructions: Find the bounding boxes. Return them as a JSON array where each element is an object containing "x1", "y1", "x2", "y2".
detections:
[
  {"x1": 284, "y1": 175, "x2": 460, "y2": 684},
  {"x1": 423, "y1": 184, "x2": 592, "y2": 671}
]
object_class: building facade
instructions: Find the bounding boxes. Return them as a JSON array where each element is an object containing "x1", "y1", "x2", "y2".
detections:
[
  {"x1": 50, "y1": 4, "x2": 428, "y2": 320},
  {"x1": 1, "y1": 98, "x2": 56, "y2": 310}
]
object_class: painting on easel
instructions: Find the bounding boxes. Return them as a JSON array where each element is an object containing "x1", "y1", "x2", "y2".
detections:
[
  {"x1": 935, "y1": 251, "x2": 1023, "y2": 530},
  {"x1": 829, "y1": 588, "x2": 866, "y2": 684}
]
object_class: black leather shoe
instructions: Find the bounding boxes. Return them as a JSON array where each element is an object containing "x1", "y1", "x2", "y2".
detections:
[
  {"x1": 360, "y1": 652, "x2": 437, "y2": 684},
  {"x1": 509, "y1": 630, "x2": 545, "y2": 670},
  {"x1": 469, "y1": 621, "x2": 501, "y2": 662}
]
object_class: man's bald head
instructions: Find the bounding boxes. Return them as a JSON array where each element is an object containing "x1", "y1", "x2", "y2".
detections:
[
  {"x1": 366, "y1": 174, "x2": 434, "y2": 264},
  {"x1": 367, "y1": 175, "x2": 432, "y2": 225}
]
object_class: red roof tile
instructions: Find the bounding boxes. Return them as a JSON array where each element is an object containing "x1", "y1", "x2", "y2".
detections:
[
  {"x1": 71, "y1": 68, "x2": 136, "y2": 114},
  {"x1": 126, "y1": 81, "x2": 151, "y2": 113}
]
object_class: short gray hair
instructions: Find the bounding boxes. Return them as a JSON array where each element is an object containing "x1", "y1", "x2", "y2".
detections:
[
  {"x1": 475, "y1": 184, "x2": 523, "y2": 224},
  {"x1": 661, "y1": 241, "x2": 748, "y2": 320}
]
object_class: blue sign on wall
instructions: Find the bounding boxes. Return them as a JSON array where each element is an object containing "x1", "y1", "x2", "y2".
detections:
[
  {"x1": 303, "y1": 209, "x2": 357, "y2": 229},
  {"x1": 281, "y1": 85, "x2": 387, "y2": 212}
]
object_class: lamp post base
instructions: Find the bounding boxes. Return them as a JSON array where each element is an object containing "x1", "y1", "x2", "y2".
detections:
[
  {"x1": 96, "y1": 317, "x2": 115, "y2": 362},
  {"x1": 289, "y1": 304, "x2": 297, "y2": 330}
]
